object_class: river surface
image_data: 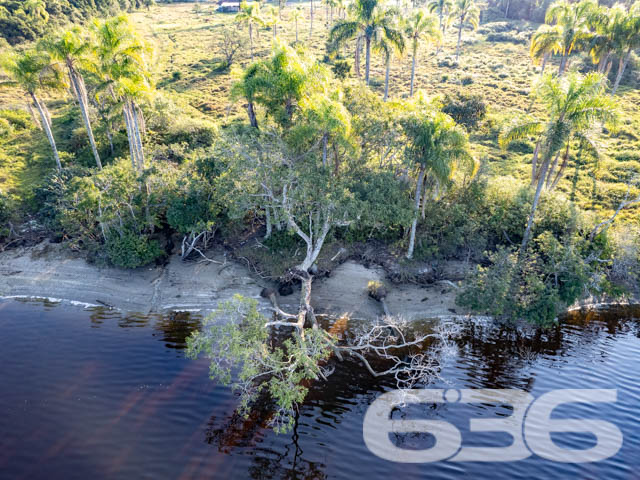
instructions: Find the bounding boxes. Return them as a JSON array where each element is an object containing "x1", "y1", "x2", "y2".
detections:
[{"x1": 0, "y1": 298, "x2": 639, "y2": 479}]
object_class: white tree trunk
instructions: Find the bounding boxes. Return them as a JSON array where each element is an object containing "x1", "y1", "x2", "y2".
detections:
[
  {"x1": 410, "y1": 44, "x2": 417, "y2": 97},
  {"x1": 32, "y1": 93, "x2": 61, "y2": 171},
  {"x1": 69, "y1": 67, "x2": 102, "y2": 170},
  {"x1": 406, "y1": 166, "x2": 425, "y2": 259}
]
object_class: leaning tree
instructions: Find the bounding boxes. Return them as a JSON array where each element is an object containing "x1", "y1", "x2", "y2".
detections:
[{"x1": 189, "y1": 128, "x2": 451, "y2": 433}]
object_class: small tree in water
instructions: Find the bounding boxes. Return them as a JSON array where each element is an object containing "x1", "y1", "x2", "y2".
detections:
[{"x1": 186, "y1": 294, "x2": 460, "y2": 433}]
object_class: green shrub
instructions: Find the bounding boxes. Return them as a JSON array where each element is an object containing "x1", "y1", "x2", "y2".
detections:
[
  {"x1": 331, "y1": 59, "x2": 352, "y2": 79},
  {"x1": 106, "y1": 231, "x2": 164, "y2": 268},
  {"x1": 486, "y1": 32, "x2": 528, "y2": 44},
  {"x1": 0, "y1": 191, "x2": 10, "y2": 239},
  {"x1": 460, "y1": 75, "x2": 474, "y2": 86},
  {"x1": 441, "y1": 92, "x2": 487, "y2": 129}
]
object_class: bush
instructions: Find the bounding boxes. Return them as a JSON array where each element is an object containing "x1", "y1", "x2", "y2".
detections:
[
  {"x1": 0, "y1": 192, "x2": 10, "y2": 239},
  {"x1": 331, "y1": 59, "x2": 352, "y2": 79},
  {"x1": 441, "y1": 92, "x2": 487, "y2": 129},
  {"x1": 0, "y1": 109, "x2": 32, "y2": 131},
  {"x1": 457, "y1": 232, "x2": 602, "y2": 325},
  {"x1": 438, "y1": 57, "x2": 459, "y2": 68},
  {"x1": 106, "y1": 231, "x2": 164, "y2": 268},
  {"x1": 460, "y1": 75, "x2": 474, "y2": 86},
  {"x1": 486, "y1": 32, "x2": 528, "y2": 44}
]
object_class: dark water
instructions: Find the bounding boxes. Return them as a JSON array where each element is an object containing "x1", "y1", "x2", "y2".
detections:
[{"x1": 1, "y1": 299, "x2": 639, "y2": 480}]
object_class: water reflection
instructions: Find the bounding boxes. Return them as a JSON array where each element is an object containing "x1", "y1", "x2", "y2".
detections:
[{"x1": 1, "y1": 298, "x2": 640, "y2": 480}]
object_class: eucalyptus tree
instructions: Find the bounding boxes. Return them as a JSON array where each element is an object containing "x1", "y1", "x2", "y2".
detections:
[
  {"x1": 235, "y1": 1, "x2": 264, "y2": 61},
  {"x1": 401, "y1": 107, "x2": 476, "y2": 259},
  {"x1": 530, "y1": 24, "x2": 562, "y2": 76},
  {"x1": 452, "y1": 0, "x2": 479, "y2": 63},
  {"x1": 405, "y1": 9, "x2": 441, "y2": 96},
  {"x1": 499, "y1": 72, "x2": 617, "y2": 254},
  {"x1": 42, "y1": 27, "x2": 103, "y2": 170},
  {"x1": 543, "y1": 0, "x2": 597, "y2": 76},
  {"x1": 1, "y1": 50, "x2": 64, "y2": 171},
  {"x1": 90, "y1": 15, "x2": 153, "y2": 172}
]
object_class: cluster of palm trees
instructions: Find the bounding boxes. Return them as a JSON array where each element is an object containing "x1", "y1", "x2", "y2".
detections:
[
  {"x1": 234, "y1": 0, "x2": 479, "y2": 100},
  {"x1": 530, "y1": 0, "x2": 640, "y2": 94},
  {"x1": 0, "y1": 15, "x2": 152, "y2": 172}
]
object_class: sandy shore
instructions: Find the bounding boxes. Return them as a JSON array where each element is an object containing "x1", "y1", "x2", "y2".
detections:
[{"x1": 0, "y1": 241, "x2": 474, "y2": 320}]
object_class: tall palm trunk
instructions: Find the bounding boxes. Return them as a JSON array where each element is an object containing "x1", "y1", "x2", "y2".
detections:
[
  {"x1": 310, "y1": 0, "x2": 314, "y2": 38},
  {"x1": 410, "y1": 41, "x2": 417, "y2": 96},
  {"x1": 521, "y1": 153, "x2": 550, "y2": 256},
  {"x1": 354, "y1": 36, "x2": 361, "y2": 77},
  {"x1": 455, "y1": 17, "x2": 463, "y2": 62},
  {"x1": 365, "y1": 35, "x2": 372, "y2": 84},
  {"x1": 383, "y1": 55, "x2": 391, "y2": 101},
  {"x1": 249, "y1": 23, "x2": 254, "y2": 61},
  {"x1": 295, "y1": 18, "x2": 299, "y2": 42},
  {"x1": 406, "y1": 165, "x2": 425, "y2": 259},
  {"x1": 540, "y1": 53, "x2": 548, "y2": 76},
  {"x1": 130, "y1": 100, "x2": 145, "y2": 170},
  {"x1": 558, "y1": 52, "x2": 568, "y2": 76},
  {"x1": 27, "y1": 103, "x2": 42, "y2": 130},
  {"x1": 612, "y1": 48, "x2": 632, "y2": 95},
  {"x1": 68, "y1": 65, "x2": 102, "y2": 170},
  {"x1": 123, "y1": 101, "x2": 138, "y2": 170},
  {"x1": 31, "y1": 93, "x2": 62, "y2": 171}
]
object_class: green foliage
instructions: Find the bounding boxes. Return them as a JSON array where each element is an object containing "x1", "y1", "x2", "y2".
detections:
[
  {"x1": 0, "y1": 191, "x2": 10, "y2": 238},
  {"x1": 186, "y1": 295, "x2": 334, "y2": 432},
  {"x1": 330, "y1": 59, "x2": 352, "y2": 79},
  {"x1": 441, "y1": 91, "x2": 487, "y2": 129},
  {"x1": 106, "y1": 230, "x2": 163, "y2": 268}
]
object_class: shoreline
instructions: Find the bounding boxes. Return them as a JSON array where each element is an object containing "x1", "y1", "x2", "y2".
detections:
[{"x1": 1, "y1": 241, "x2": 636, "y2": 320}]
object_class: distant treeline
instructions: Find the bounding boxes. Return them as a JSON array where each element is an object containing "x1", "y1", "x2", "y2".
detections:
[
  {"x1": 486, "y1": 0, "x2": 626, "y2": 23},
  {"x1": 0, "y1": 0, "x2": 154, "y2": 46}
]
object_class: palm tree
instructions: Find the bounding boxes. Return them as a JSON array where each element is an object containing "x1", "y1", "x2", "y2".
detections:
[
  {"x1": 405, "y1": 9, "x2": 441, "y2": 96},
  {"x1": 266, "y1": 5, "x2": 279, "y2": 38},
  {"x1": 427, "y1": 0, "x2": 453, "y2": 35},
  {"x1": 530, "y1": 24, "x2": 562, "y2": 76},
  {"x1": 292, "y1": 6, "x2": 303, "y2": 42},
  {"x1": 1, "y1": 50, "x2": 64, "y2": 171},
  {"x1": 235, "y1": 1, "x2": 264, "y2": 61},
  {"x1": 586, "y1": 4, "x2": 620, "y2": 76},
  {"x1": 499, "y1": 72, "x2": 617, "y2": 254},
  {"x1": 611, "y1": 2, "x2": 640, "y2": 95},
  {"x1": 90, "y1": 15, "x2": 152, "y2": 171},
  {"x1": 452, "y1": 0, "x2": 479, "y2": 63},
  {"x1": 375, "y1": 9, "x2": 405, "y2": 101},
  {"x1": 544, "y1": 0, "x2": 597, "y2": 76},
  {"x1": 330, "y1": 0, "x2": 403, "y2": 84},
  {"x1": 42, "y1": 27, "x2": 103, "y2": 170},
  {"x1": 402, "y1": 109, "x2": 476, "y2": 259}
]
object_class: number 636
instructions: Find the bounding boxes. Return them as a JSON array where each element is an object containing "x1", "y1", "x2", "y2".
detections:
[{"x1": 363, "y1": 389, "x2": 623, "y2": 463}]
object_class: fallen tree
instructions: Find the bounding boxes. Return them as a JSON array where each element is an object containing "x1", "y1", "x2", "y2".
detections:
[{"x1": 186, "y1": 269, "x2": 460, "y2": 433}]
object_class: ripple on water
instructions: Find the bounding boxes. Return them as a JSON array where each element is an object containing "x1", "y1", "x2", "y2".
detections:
[{"x1": 0, "y1": 299, "x2": 639, "y2": 479}]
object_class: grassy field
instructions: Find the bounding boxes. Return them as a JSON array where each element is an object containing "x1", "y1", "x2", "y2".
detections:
[{"x1": 1, "y1": 0, "x2": 639, "y2": 221}]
